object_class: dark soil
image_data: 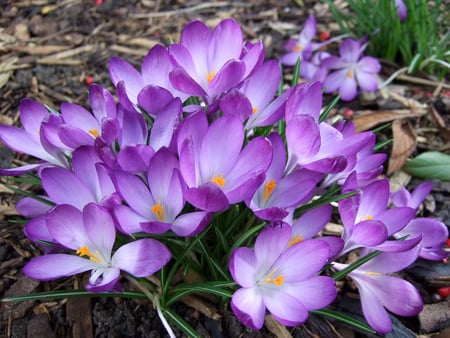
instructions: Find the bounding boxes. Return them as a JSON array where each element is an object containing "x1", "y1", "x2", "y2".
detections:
[{"x1": 0, "y1": 1, "x2": 449, "y2": 337}]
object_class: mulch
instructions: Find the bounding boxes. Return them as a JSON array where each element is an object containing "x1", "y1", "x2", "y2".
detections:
[{"x1": 0, "y1": 1, "x2": 449, "y2": 337}]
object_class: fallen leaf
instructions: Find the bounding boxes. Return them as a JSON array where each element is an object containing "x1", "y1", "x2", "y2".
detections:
[
  {"x1": 387, "y1": 119, "x2": 416, "y2": 175},
  {"x1": 353, "y1": 110, "x2": 420, "y2": 132},
  {"x1": 403, "y1": 151, "x2": 450, "y2": 181}
]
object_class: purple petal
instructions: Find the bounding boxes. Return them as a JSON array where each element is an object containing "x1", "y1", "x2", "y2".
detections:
[
  {"x1": 16, "y1": 197, "x2": 52, "y2": 218},
  {"x1": 58, "y1": 125, "x2": 94, "y2": 149},
  {"x1": 24, "y1": 216, "x2": 53, "y2": 244},
  {"x1": 184, "y1": 183, "x2": 229, "y2": 212},
  {"x1": 137, "y1": 85, "x2": 174, "y2": 116},
  {"x1": 219, "y1": 88, "x2": 252, "y2": 122},
  {"x1": 109, "y1": 57, "x2": 145, "y2": 104},
  {"x1": 399, "y1": 217, "x2": 448, "y2": 247},
  {"x1": 117, "y1": 145, "x2": 154, "y2": 173},
  {"x1": 208, "y1": 60, "x2": 245, "y2": 98},
  {"x1": 293, "y1": 204, "x2": 332, "y2": 239},
  {"x1": 46, "y1": 205, "x2": 87, "y2": 249},
  {"x1": 263, "y1": 291, "x2": 308, "y2": 327},
  {"x1": 338, "y1": 74, "x2": 358, "y2": 101},
  {"x1": 351, "y1": 220, "x2": 388, "y2": 246},
  {"x1": 360, "y1": 247, "x2": 420, "y2": 273},
  {"x1": 113, "y1": 205, "x2": 146, "y2": 234},
  {"x1": 19, "y1": 99, "x2": 49, "y2": 135},
  {"x1": 83, "y1": 203, "x2": 115, "y2": 256},
  {"x1": 208, "y1": 18, "x2": 243, "y2": 70},
  {"x1": 284, "y1": 276, "x2": 336, "y2": 310},
  {"x1": 86, "y1": 267, "x2": 120, "y2": 293},
  {"x1": 285, "y1": 82, "x2": 323, "y2": 121},
  {"x1": 112, "y1": 238, "x2": 171, "y2": 277},
  {"x1": 410, "y1": 182, "x2": 433, "y2": 209},
  {"x1": 231, "y1": 287, "x2": 265, "y2": 330},
  {"x1": 375, "y1": 235, "x2": 422, "y2": 252},
  {"x1": 254, "y1": 225, "x2": 291, "y2": 273},
  {"x1": 286, "y1": 115, "x2": 321, "y2": 160},
  {"x1": 89, "y1": 84, "x2": 117, "y2": 120},
  {"x1": 357, "y1": 56, "x2": 381, "y2": 73},
  {"x1": 172, "y1": 211, "x2": 211, "y2": 237},
  {"x1": 229, "y1": 247, "x2": 257, "y2": 287},
  {"x1": 149, "y1": 98, "x2": 182, "y2": 151},
  {"x1": 323, "y1": 69, "x2": 348, "y2": 93},
  {"x1": 23, "y1": 254, "x2": 96, "y2": 281},
  {"x1": 140, "y1": 221, "x2": 172, "y2": 235},
  {"x1": 41, "y1": 167, "x2": 95, "y2": 209},
  {"x1": 377, "y1": 207, "x2": 415, "y2": 235},
  {"x1": 355, "y1": 69, "x2": 379, "y2": 92},
  {"x1": 199, "y1": 115, "x2": 244, "y2": 181}
]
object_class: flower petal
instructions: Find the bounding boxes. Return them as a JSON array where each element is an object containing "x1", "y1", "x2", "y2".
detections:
[{"x1": 231, "y1": 288, "x2": 265, "y2": 330}]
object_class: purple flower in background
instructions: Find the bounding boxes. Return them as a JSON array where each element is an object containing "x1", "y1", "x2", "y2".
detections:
[
  {"x1": 177, "y1": 112, "x2": 272, "y2": 212},
  {"x1": 229, "y1": 225, "x2": 336, "y2": 329},
  {"x1": 280, "y1": 15, "x2": 318, "y2": 66},
  {"x1": 338, "y1": 175, "x2": 419, "y2": 255},
  {"x1": 395, "y1": 0, "x2": 407, "y2": 22},
  {"x1": 322, "y1": 38, "x2": 381, "y2": 101},
  {"x1": 391, "y1": 182, "x2": 449, "y2": 260},
  {"x1": 23, "y1": 203, "x2": 171, "y2": 292},
  {"x1": 0, "y1": 99, "x2": 69, "y2": 175},
  {"x1": 333, "y1": 247, "x2": 423, "y2": 333}
]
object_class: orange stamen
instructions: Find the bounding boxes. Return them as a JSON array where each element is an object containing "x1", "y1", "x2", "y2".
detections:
[
  {"x1": 207, "y1": 70, "x2": 216, "y2": 85},
  {"x1": 211, "y1": 174, "x2": 225, "y2": 187},
  {"x1": 88, "y1": 129, "x2": 99, "y2": 138},
  {"x1": 264, "y1": 268, "x2": 284, "y2": 287},
  {"x1": 76, "y1": 245, "x2": 102, "y2": 263},
  {"x1": 151, "y1": 200, "x2": 165, "y2": 221},
  {"x1": 262, "y1": 179, "x2": 276, "y2": 202}
]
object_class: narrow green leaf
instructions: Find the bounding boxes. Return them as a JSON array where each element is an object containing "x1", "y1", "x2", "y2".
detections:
[
  {"x1": 166, "y1": 281, "x2": 235, "y2": 306},
  {"x1": 311, "y1": 309, "x2": 376, "y2": 334},
  {"x1": 162, "y1": 308, "x2": 200, "y2": 338},
  {"x1": 319, "y1": 95, "x2": 340, "y2": 123},
  {"x1": 403, "y1": 151, "x2": 450, "y2": 181}
]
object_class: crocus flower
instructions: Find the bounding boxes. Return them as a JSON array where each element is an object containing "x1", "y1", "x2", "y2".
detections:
[
  {"x1": 395, "y1": 0, "x2": 407, "y2": 22},
  {"x1": 333, "y1": 247, "x2": 423, "y2": 333},
  {"x1": 23, "y1": 203, "x2": 171, "y2": 292},
  {"x1": 322, "y1": 38, "x2": 381, "y2": 101},
  {"x1": 177, "y1": 112, "x2": 272, "y2": 212},
  {"x1": 291, "y1": 205, "x2": 344, "y2": 258},
  {"x1": 113, "y1": 147, "x2": 211, "y2": 236},
  {"x1": 391, "y1": 182, "x2": 449, "y2": 260},
  {"x1": 0, "y1": 99, "x2": 69, "y2": 175},
  {"x1": 57, "y1": 84, "x2": 119, "y2": 149},
  {"x1": 338, "y1": 175, "x2": 419, "y2": 255},
  {"x1": 284, "y1": 82, "x2": 373, "y2": 174},
  {"x1": 168, "y1": 19, "x2": 262, "y2": 108},
  {"x1": 280, "y1": 15, "x2": 318, "y2": 66},
  {"x1": 247, "y1": 133, "x2": 321, "y2": 221},
  {"x1": 229, "y1": 225, "x2": 336, "y2": 329}
]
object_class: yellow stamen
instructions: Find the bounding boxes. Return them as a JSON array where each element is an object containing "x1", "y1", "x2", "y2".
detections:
[
  {"x1": 211, "y1": 174, "x2": 225, "y2": 187},
  {"x1": 88, "y1": 129, "x2": 99, "y2": 138},
  {"x1": 293, "y1": 45, "x2": 303, "y2": 52},
  {"x1": 347, "y1": 69, "x2": 353, "y2": 78},
  {"x1": 364, "y1": 271, "x2": 382, "y2": 276},
  {"x1": 288, "y1": 235, "x2": 303, "y2": 247},
  {"x1": 365, "y1": 215, "x2": 373, "y2": 220},
  {"x1": 262, "y1": 179, "x2": 276, "y2": 202},
  {"x1": 76, "y1": 245, "x2": 103, "y2": 263},
  {"x1": 151, "y1": 200, "x2": 165, "y2": 221},
  {"x1": 264, "y1": 268, "x2": 284, "y2": 287},
  {"x1": 252, "y1": 107, "x2": 258, "y2": 114},
  {"x1": 206, "y1": 70, "x2": 216, "y2": 85}
]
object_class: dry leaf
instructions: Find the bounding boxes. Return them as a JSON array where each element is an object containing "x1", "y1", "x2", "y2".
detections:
[
  {"x1": 387, "y1": 119, "x2": 417, "y2": 175},
  {"x1": 265, "y1": 314, "x2": 293, "y2": 338},
  {"x1": 353, "y1": 110, "x2": 418, "y2": 132}
]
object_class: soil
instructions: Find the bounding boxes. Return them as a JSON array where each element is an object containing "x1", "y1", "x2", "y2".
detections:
[{"x1": 0, "y1": 1, "x2": 449, "y2": 338}]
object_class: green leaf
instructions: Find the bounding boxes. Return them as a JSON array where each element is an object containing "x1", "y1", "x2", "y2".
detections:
[
  {"x1": 311, "y1": 309, "x2": 376, "y2": 334},
  {"x1": 403, "y1": 151, "x2": 450, "y2": 181},
  {"x1": 162, "y1": 308, "x2": 200, "y2": 338},
  {"x1": 2, "y1": 289, "x2": 147, "y2": 302},
  {"x1": 166, "y1": 281, "x2": 235, "y2": 306}
]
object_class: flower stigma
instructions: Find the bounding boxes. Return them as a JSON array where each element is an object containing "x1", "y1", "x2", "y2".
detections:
[
  {"x1": 88, "y1": 129, "x2": 99, "y2": 138},
  {"x1": 262, "y1": 179, "x2": 276, "y2": 201},
  {"x1": 347, "y1": 69, "x2": 353, "y2": 78},
  {"x1": 76, "y1": 245, "x2": 103, "y2": 263},
  {"x1": 288, "y1": 235, "x2": 303, "y2": 247},
  {"x1": 264, "y1": 268, "x2": 284, "y2": 287},
  {"x1": 211, "y1": 174, "x2": 225, "y2": 187},
  {"x1": 293, "y1": 44, "x2": 304, "y2": 52},
  {"x1": 206, "y1": 70, "x2": 216, "y2": 85},
  {"x1": 151, "y1": 200, "x2": 165, "y2": 221}
]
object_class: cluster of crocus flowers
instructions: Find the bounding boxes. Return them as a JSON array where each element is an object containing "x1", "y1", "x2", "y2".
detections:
[
  {"x1": 0, "y1": 18, "x2": 447, "y2": 335},
  {"x1": 281, "y1": 14, "x2": 381, "y2": 101}
]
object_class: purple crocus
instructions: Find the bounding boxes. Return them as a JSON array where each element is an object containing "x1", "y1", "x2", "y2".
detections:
[
  {"x1": 391, "y1": 182, "x2": 449, "y2": 260},
  {"x1": 0, "y1": 99, "x2": 69, "y2": 175},
  {"x1": 177, "y1": 112, "x2": 272, "y2": 212},
  {"x1": 247, "y1": 133, "x2": 321, "y2": 221},
  {"x1": 23, "y1": 203, "x2": 171, "y2": 292},
  {"x1": 322, "y1": 38, "x2": 381, "y2": 101},
  {"x1": 395, "y1": 0, "x2": 407, "y2": 22},
  {"x1": 338, "y1": 175, "x2": 419, "y2": 255},
  {"x1": 229, "y1": 225, "x2": 336, "y2": 329},
  {"x1": 280, "y1": 15, "x2": 318, "y2": 66},
  {"x1": 113, "y1": 147, "x2": 210, "y2": 236},
  {"x1": 168, "y1": 19, "x2": 262, "y2": 107},
  {"x1": 333, "y1": 247, "x2": 423, "y2": 333}
]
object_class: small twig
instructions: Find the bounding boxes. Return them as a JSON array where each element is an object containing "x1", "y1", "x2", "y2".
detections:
[
  {"x1": 396, "y1": 74, "x2": 450, "y2": 89},
  {"x1": 131, "y1": 2, "x2": 250, "y2": 19}
]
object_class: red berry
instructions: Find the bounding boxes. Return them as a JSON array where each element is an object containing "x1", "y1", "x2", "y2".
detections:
[
  {"x1": 85, "y1": 76, "x2": 94, "y2": 85},
  {"x1": 96, "y1": 0, "x2": 103, "y2": 5},
  {"x1": 343, "y1": 108, "x2": 354, "y2": 119},
  {"x1": 437, "y1": 287, "x2": 450, "y2": 298},
  {"x1": 319, "y1": 31, "x2": 330, "y2": 41}
]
